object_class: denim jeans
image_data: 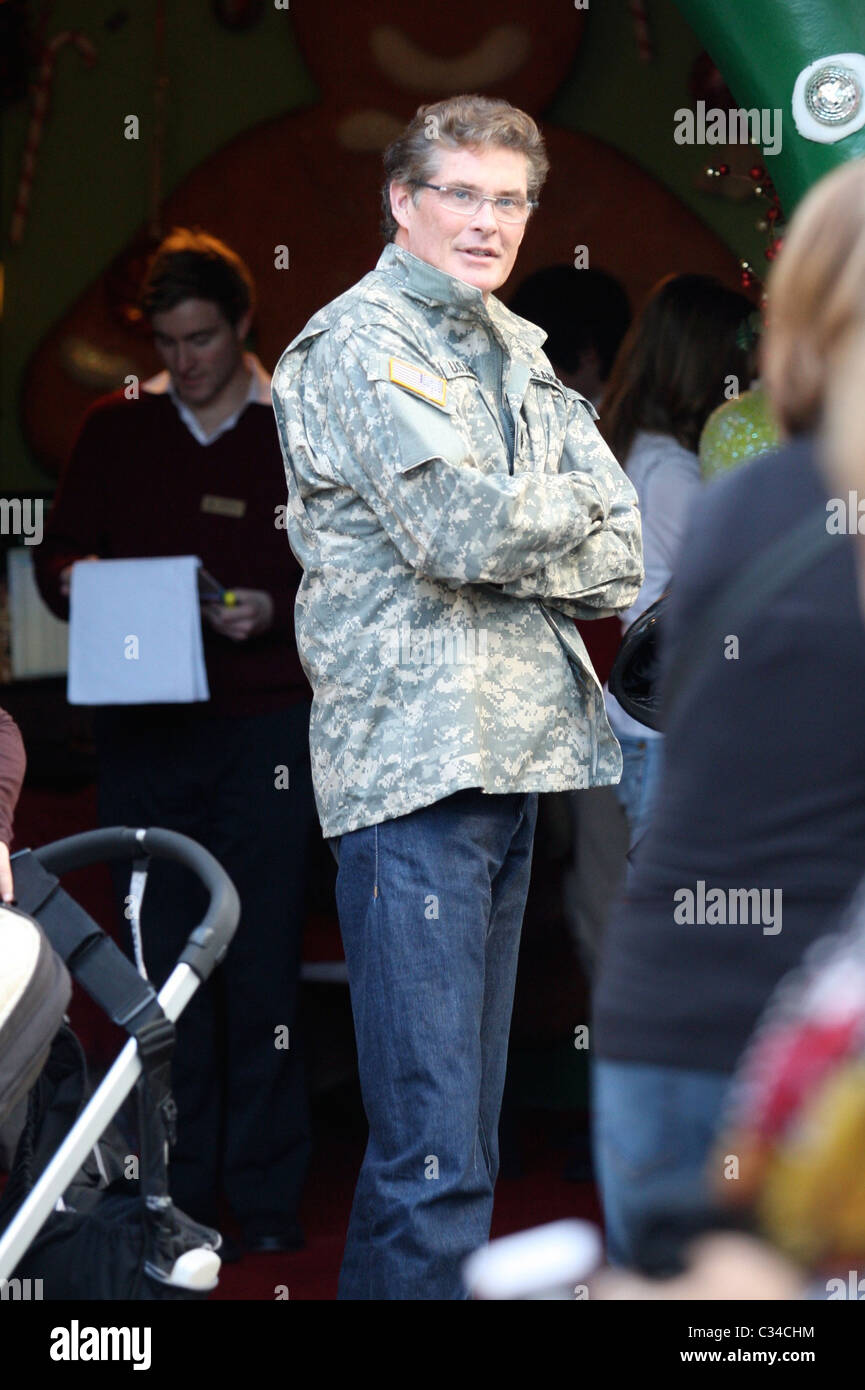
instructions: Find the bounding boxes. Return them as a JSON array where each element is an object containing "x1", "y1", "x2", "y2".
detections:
[
  {"x1": 333, "y1": 788, "x2": 538, "y2": 1300},
  {"x1": 592, "y1": 1058, "x2": 732, "y2": 1268},
  {"x1": 613, "y1": 733, "x2": 665, "y2": 852}
]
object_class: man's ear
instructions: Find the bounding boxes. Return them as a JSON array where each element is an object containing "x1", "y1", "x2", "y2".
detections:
[
  {"x1": 235, "y1": 309, "x2": 253, "y2": 344},
  {"x1": 390, "y1": 181, "x2": 414, "y2": 233}
]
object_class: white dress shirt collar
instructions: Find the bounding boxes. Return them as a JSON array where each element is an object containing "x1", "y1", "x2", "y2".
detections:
[{"x1": 142, "y1": 352, "x2": 271, "y2": 446}]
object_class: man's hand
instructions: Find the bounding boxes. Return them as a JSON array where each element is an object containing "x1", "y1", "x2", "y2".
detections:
[
  {"x1": 201, "y1": 588, "x2": 274, "y2": 641},
  {"x1": 0, "y1": 842, "x2": 14, "y2": 903},
  {"x1": 59, "y1": 554, "x2": 100, "y2": 598}
]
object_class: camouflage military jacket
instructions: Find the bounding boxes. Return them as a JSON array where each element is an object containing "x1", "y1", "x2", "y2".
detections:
[{"x1": 272, "y1": 244, "x2": 642, "y2": 838}]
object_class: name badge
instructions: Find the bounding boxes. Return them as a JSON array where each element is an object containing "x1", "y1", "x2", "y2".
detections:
[
  {"x1": 201, "y1": 494, "x2": 247, "y2": 519},
  {"x1": 389, "y1": 358, "x2": 447, "y2": 407}
]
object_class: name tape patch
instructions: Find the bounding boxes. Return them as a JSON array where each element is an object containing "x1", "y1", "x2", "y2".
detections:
[
  {"x1": 389, "y1": 358, "x2": 447, "y2": 406},
  {"x1": 200, "y1": 494, "x2": 247, "y2": 518}
]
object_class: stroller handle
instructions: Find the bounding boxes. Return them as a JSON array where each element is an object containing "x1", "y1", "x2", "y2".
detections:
[{"x1": 32, "y1": 826, "x2": 240, "y2": 982}]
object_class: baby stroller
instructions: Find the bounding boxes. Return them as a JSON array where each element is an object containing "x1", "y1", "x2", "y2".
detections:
[{"x1": 0, "y1": 825, "x2": 239, "y2": 1299}]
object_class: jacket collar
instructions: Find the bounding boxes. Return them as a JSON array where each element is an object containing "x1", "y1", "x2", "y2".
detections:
[{"x1": 378, "y1": 243, "x2": 547, "y2": 351}]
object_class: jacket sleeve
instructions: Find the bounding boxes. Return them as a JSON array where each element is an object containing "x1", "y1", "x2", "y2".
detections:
[
  {"x1": 495, "y1": 394, "x2": 643, "y2": 618},
  {"x1": 34, "y1": 408, "x2": 113, "y2": 621},
  {"x1": 315, "y1": 331, "x2": 614, "y2": 588},
  {"x1": 0, "y1": 708, "x2": 25, "y2": 847},
  {"x1": 631, "y1": 453, "x2": 702, "y2": 617}
]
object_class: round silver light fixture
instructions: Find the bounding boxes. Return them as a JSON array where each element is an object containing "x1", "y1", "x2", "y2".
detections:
[
  {"x1": 793, "y1": 53, "x2": 865, "y2": 144},
  {"x1": 804, "y1": 65, "x2": 862, "y2": 125}
]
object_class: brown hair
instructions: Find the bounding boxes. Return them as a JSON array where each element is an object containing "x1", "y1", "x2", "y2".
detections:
[
  {"x1": 763, "y1": 160, "x2": 865, "y2": 437},
  {"x1": 599, "y1": 273, "x2": 756, "y2": 464},
  {"x1": 140, "y1": 227, "x2": 255, "y2": 326},
  {"x1": 381, "y1": 95, "x2": 549, "y2": 243}
]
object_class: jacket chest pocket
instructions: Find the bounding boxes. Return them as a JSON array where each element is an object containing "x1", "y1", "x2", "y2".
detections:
[{"x1": 519, "y1": 375, "x2": 571, "y2": 473}]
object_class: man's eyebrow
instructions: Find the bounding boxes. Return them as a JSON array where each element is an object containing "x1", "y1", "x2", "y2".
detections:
[
  {"x1": 449, "y1": 182, "x2": 527, "y2": 197},
  {"x1": 154, "y1": 327, "x2": 217, "y2": 339}
]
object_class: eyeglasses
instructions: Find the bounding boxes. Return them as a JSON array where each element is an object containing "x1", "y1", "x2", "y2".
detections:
[{"x1": 411, "y1": 182, "x2": 538, "y2": 224}]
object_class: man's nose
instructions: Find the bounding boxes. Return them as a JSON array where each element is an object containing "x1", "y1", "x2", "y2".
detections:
[
  {"x1": 176, "y1": 344, "x2": 194, "y2": 374},
  {"x1": 469, "y1": 198, "x2": 499, "y2": 231}
]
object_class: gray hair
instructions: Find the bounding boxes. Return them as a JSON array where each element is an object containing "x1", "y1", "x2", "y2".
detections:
[{"x1": 380, "y1": 94, "x2": 549, "y2": 242}]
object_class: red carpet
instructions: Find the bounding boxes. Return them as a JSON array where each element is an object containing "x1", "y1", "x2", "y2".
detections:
[{"x1": 212, "y1": 1105, "x2": 603, "y2": 1300}]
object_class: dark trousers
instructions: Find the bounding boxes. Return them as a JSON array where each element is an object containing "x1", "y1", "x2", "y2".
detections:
[{"x1": 96, "y1": 702, "x2": 315, "y2": 1235}]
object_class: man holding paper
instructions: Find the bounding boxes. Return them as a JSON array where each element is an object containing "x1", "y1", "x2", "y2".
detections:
[{"x1": 36, "y1": 230, "x2": 314, "y2": 1256}]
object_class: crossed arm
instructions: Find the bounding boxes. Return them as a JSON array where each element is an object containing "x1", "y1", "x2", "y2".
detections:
[{"x1": 315, "y1": 329, "x2": 642, "y2": 614}]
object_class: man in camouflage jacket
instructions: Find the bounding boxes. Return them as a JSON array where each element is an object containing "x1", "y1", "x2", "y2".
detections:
[{"x1": 272, "y1": 95, "x2": 642, "y2": 1299}]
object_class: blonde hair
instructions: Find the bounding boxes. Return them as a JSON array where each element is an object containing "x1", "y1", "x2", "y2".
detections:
[
  {"x1": 381, "y1": 94, "x2": 549, "y2": 242},
  {"x1": 763, "y1": 159, "x2": 865, "y2": 435},
  {"x1": 824, "y1": 322, "x2": 865, "y2": 502}
]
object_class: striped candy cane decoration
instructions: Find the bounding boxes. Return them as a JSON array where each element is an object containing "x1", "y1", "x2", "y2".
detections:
[
  {"x1": 629, "y1": 0, "x2": 653, "y2": 64},
  {"x1": 10, "y1": 30, "x2": 97, "y2": 245}
]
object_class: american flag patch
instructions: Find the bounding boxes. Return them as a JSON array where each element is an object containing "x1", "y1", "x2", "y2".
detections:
[{"x1": 388, "y1": 358, "x2": 447, "y2": 406}]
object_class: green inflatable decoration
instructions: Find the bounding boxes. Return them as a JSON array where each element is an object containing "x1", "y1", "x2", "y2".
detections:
[
  {"x1": 675, "y1": 0, "x2": 865, "y2": 211},
  {"x1": 698, "y1": 384, "x2": 781, "y2": 481}
]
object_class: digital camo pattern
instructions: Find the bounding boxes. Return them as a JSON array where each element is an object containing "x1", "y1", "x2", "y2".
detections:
[{"x1": 272, "y1": 243, "x2": 643, "y2": 837}]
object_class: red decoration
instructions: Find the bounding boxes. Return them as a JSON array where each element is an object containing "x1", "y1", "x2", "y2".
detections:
[
  {"x1": 10, "y1": 29, "x2": 97, "y2": 244},
  {"x1": 628, "y1": 0, "x2": 653, "y2": 63}
]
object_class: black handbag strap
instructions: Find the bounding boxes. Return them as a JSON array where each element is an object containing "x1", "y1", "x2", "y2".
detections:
[{"x1": 661, "y1": 503, "x2": 837, "y2": 723}]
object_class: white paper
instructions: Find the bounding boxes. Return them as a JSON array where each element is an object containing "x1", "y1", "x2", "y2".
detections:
[
  {"x1": 68, "y1": 556, "x2": 209, "y2": 705},
  {"x1": 7, "y1": 547, "x2": 69, "y2": 679}
]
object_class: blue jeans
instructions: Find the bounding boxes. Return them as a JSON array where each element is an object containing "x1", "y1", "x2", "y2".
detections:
[
  {"x1": 613, "y1": 733, "x2": 665, "y2": 851},
  {"x1": 592, "y1": 1059, "x2": 732, "y2": 1268},
  {"x1": 333, "y1": 788, "x2": 538, "y2": 1300}
]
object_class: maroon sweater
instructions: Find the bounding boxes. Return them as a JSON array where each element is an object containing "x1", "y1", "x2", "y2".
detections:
[
  {"x1": 36, "y1": 392, "x2": 309, "y2": 718},
  {"x1": 0, "y1": 709, "x2": 26, "y2": 845}
]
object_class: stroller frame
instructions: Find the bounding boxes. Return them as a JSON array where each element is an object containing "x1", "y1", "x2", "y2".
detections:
[{"x1": 0, "y1": 826, "x2": 239, "y2": 1291}]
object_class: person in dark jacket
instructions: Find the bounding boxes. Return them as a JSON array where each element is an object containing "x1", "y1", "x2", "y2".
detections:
[
  {"x1": 35, "y1": 230, "x2": 315, "y2": 1257},
  {"x1": 592, "y1": 159, "x2": 865, "y2": 1268}
]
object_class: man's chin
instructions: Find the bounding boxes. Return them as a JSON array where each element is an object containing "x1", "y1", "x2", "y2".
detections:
[
  {"x1": 175, "y1": 384, "x2": 213, "y2": 407},
  {"x1": 450, "y1": 254, "x2": 506, "y2": 293}
]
